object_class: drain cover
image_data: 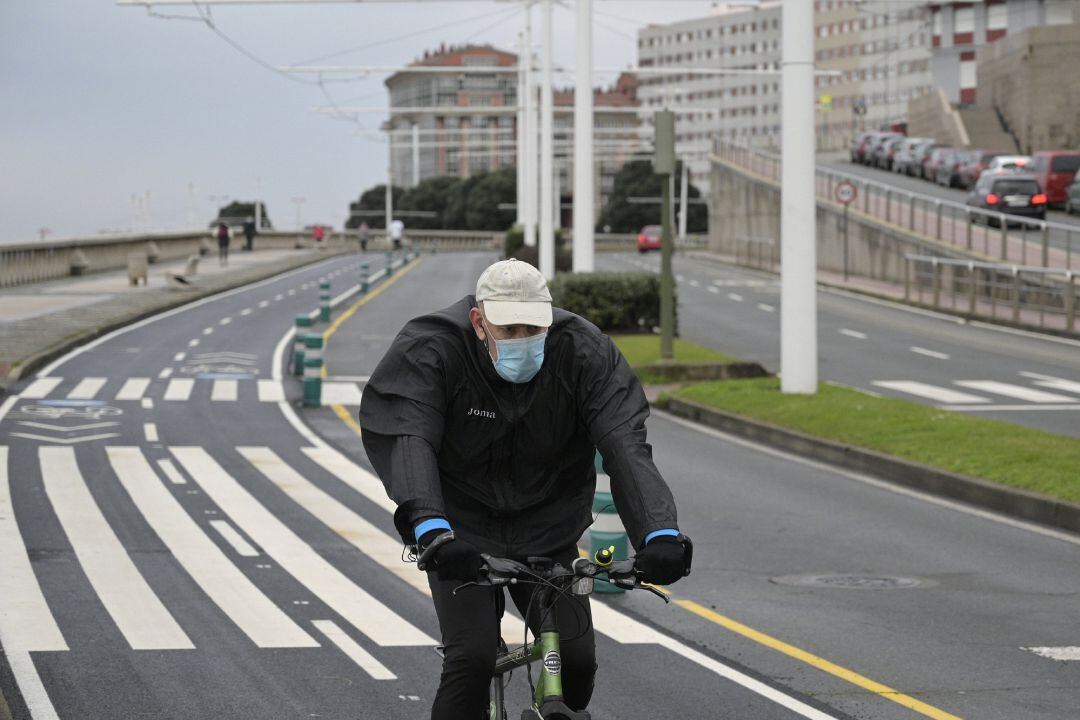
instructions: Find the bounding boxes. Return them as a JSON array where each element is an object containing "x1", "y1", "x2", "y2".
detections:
[{"x1": 770, "y1": 573, "x2": 933, "y2": 590}]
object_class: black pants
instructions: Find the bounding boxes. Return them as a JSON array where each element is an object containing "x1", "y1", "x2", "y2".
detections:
[
  {"x1": 217, "y1": 242, "x2": 229, "y2": 264},
  {"x1": 427, "y1": 546, "x2": 596, "y2": 720}
]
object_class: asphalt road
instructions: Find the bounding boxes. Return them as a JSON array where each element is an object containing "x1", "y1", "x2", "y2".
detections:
[
  {"x1": 600, "y1": 251, "x2": 1080, "y2": 438},
  {"x1": 2, "y1": 251, "x2": 1077, "y2": 720}
]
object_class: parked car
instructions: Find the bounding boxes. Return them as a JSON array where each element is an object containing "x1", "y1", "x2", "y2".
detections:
[
  {"x1": 957, "y1": 150, "x2": 1010, "y2": 190},
  {"x1": 854, "y1": 132, "x2": 886, "y2": 164},
  {"x1": 1066, "y1": 177, "x2": 1080, "y2": 215},
  {"x1": 966, "y1": 172, "x2": 1047, "y2": 226},
  {"x1": 892, "y1": 138, "x2": 928, "y2": 175},
  {"x1": 984, "y1": 155, "x2": 1031, "y2": 173},
  {"x1": 637, "y1": 225, "x2": 661, "y2": 252},
  {"x1": 864, "y1": 132, "x2": 902, "y2": 167},
  {"x1": 1027, "y1": 151, "x2": 1080, "y2": 207},
  {"x1": 936, "y1": 149, "x2": 973, "y2": 188},
  {"x1": 923, "y1": 147, "x2": 954, "y2": 182},
  {"x1": 874, "y1": 135, "x2": 907, "y2": 171},
  {"x1": 907, "y1": 140, "x2": 939, "y2": 178},
  {"x1": 850, "y1": 132, "x2": 874, "y2": 163}
]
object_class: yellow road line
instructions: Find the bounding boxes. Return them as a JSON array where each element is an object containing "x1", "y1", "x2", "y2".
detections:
[
  {"x1": 674, "y1": 599, "x2": 963, "y2": 720},
  {"x1": 321, "y1": 255, "x2": 423, "y2": 433}
]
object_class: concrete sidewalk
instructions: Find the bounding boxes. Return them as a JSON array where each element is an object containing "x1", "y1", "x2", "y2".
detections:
[{"x1": 0, "y1": 246, "x2": 348, "y2": 388}]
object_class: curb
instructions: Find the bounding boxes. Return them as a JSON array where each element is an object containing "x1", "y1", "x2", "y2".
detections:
[
  {"x1": 1, "y1": 249, "x2": 348, "y2": 394},
  {"x1": 662, "y1": 396, "x2": 1080, "y2": 536},
  {"x1": 636, "y1": 360, "x2": 769, "y2": 383}
]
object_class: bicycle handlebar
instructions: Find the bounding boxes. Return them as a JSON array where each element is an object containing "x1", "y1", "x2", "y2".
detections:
[{"x1": 472, "y1": 552, "x2": 670, "y2": 602}]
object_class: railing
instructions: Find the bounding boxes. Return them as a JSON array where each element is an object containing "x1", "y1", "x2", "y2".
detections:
[
  {"x1": 714, "y1": 140, "x2": 1080, "y2": 274},
  {"x1": 904, "y1": 254, "x2": 1077, "y2": 333}
]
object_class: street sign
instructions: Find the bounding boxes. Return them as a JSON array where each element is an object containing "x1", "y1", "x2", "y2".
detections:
[{"x1": 834, "y1": 180, "x2": 857, "y2": 205}]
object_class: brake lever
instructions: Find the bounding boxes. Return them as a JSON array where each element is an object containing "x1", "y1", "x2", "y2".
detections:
[{"x1": 640, "y1": 583, "x2": 671, "y2": 603}]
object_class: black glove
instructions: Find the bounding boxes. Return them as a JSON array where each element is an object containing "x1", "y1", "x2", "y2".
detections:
[
  {"x1": 418, "y1": 529, "x2": 483, "y2": 582},
  {"x1": 636, "y1": 536, "x2": 689, "y2": 586}
]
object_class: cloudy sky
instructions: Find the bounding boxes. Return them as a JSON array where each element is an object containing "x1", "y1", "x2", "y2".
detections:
[{"x1": 0, "y1": 0, "x2": 722, "y2": 243}]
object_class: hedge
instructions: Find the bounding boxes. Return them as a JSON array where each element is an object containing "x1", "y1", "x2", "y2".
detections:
[{"x1": 549, "y1": 272, "x2": 676, "y2": 333}]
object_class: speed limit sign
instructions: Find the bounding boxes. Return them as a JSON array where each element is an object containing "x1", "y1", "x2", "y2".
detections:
[{"x1": 834, "y1": 180, "x2": 857, "y2": 205}]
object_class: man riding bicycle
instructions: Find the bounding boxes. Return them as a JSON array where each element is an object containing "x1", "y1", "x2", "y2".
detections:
[{"x1": 359, "y1": 259, "x2": 691, "y2": 719}]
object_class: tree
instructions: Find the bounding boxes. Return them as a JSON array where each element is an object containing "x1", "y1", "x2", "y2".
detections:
[
  {"x1": 597, "y1": 160, "x2": 707, "y2": 233},
  {"x1": 214, "y1": 201, "x2": 272, "y2": 229},
  {"x1": 398, "y1": 176, "x2": 460, "y2": 229},
  {"x1": 345, "y1": 185, "x2": 404, "y2": 229},
  {"x1": 465, "y1": 167, "x2": 517, "y2": 230}
]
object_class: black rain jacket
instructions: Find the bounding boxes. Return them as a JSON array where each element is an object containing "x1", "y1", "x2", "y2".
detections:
[{"x1": 358, "y1": 295, "x2": 678, "y2": 557}]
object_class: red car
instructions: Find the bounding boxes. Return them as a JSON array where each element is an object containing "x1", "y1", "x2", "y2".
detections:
[
  {"x1": 923, "y1": 147, "x2": 955, "y2": 183},
  {"x1": 637, "y1": 225, "x2": 662, "y2": 252},
  {"x1": 1027, "y1": 151, "x2": 1080, "y2": 207}
]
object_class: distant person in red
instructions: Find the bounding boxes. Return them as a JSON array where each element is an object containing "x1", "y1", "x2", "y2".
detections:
[
  {"x1": 313, "y1": 225, "x2": 326, "y2": 245},
  {"x1": 216, "y1": 222, "x2": 230, "y2": 266}
]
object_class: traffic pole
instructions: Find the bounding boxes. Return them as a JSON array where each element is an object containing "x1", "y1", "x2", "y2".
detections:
[
  {"x1": 589, "y1": 451, "x2": 627, "y2": 594},
  {"x1": 385, "y1": 250, "x2": 394, "y2": 276},
  {"x1": 302, "y1": 333, "x2": 323, "y2": 408},
  {"x1": 360, "y1": 262, "x2": 370, "y2": 293},
  {"x1": 293, "y1": 314, "x2": 312, "y2": 376}
]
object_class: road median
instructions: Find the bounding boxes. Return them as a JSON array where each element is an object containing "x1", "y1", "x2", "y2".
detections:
[{"x1": 655, "y1": 378, "x2": 1080, "y2": 535}]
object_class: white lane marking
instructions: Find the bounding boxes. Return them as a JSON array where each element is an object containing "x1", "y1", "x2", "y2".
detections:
[
  {"x1": 274, "y1": 294, "x2": 284, "y2": 301},
  {"x1": 164, "y1": 378, "x2": 194, "y2": 401},
  {"x1": 313, "y1": 620, "x2": 396, "y2": 680},
  {"x1": 144, "y1": 423, "x2": 159, "y2": 443},
  {"x1": 324, "y1": 375, "x2": 370, "y2": 383},
  {"x1": 67, "y1": 377, "x2": 106, "y2": 400},
  {"x1": 0, "y1": 446, "x2": 68, "y2": 652},
  {"x1": 18, "y1": 421, "x2": 117, "y2": 432},
  {"x1": 219, "y1": 317, "x2": 232, "y2": 326},
  {"x1": 945, "y1": 403, "x2": 1080, "y2": 412},
  {"x1": 757, "y1": 303, "x2": 775, "y2": 313},
  {"x1": 202, "y1": 327, "x2": 214, "y2": 336},
  {"x1": 209, "y1": 520, "x2": 260, "y2": 557},
  {"x1": 240, "y1": 308, "x2": 253, "y2": 316},
  {"x1": 172, "y1": 447, "x2": 435, "y2": 647},
  {"x1": 910, "y1": 346, "x2": 950, "y2": 360},
  {"x1": 708, "y1": 286, "x2": 720, "y2": 294},
  {"x1": 271, "y1": 329, "x2": 294, "y2": 383},
  {"x1": 173, "y1": 352, "x2": 186, "y2": 362},
  {"x1": 9, "y1": 432, "x2": 120, "y2": 445},
  {"x1": 728, "y1": 293, "x2": 744, "y2": 302},
  {"x1": 258, "y1": 300, "x2": 270, "y2": 308},
  {"x1": 6, "y1": 651, "x2": 61, "y2": 720},
  {"x1": 22, "y1": 377, "x2": 63, "y2": 399},
  {"x1": 116, "y1": 378, "x2": 150, "y2": 401},
  {"x1": 40, "y1": 447, "x2": 192, "y2": 650},
  {"x1": 158, "y1": 367, "x2": 173, "y2": 379},
  {"x1": 156, "y1": 458, "x2": 186, "y2": 485},
  {"x1": 320, "y1": 382, "x2": 363, "y2": 406},
  {"x1": 141, "y1": 398, "x2": 154, "y2": 410},
  {"x1": 188, "y1": 339, "x2": 200, "y2": 347},
  {"x1": 35, "y1": 255, "x2": 347, "y2": 377},
  {"x1": 1024, "y1": 646, "x2": 1080, "y2": 661},
  {"x1": 658, "y1": 409, "x2": 1080, "y2": 549},
  {"x1": 675, "y1": 274, "x2": 685, "y2": 282},
  {"x1": 211, "y1": 380, "x2": 238, "y2": 402},
  {"x1": 287, "y1": 289, "x2": 297, "y2": 296},
  {"x1": 256, "y1": 380, "x2": 284, "y2": 402},
  {"x1": 871, "y1": 381, "x2": 989, "y2": 404},
  {"x1": 1018, "y1": 371, "x2": 1080, "y2": 396},
  {"x1": 839, "y1": 328, "x2": 867, "y2": 340},
  {"x1": 107, "y1": 447, "x2": 316, "y2": 649},
  {"x1": 240, "y1": 447, "x2": 528, "y2": 642},
  {"x1": 302, "y1": 448, "x2": 396, "y2": 514},
  {"x1": 689, "y1": 279, "x2": 700, "y2": 288},
  {"x1": 954, "y1": 380, "x2": 1076, "y2": 404}
]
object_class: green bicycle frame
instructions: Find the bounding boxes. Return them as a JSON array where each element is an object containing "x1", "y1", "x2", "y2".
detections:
[{"x1": 534, "y1": 630, "x2": 564, "y2": 707}]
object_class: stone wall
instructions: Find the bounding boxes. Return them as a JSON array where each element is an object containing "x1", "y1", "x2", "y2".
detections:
[
  {"x1": 907, "y1": 89, "x2": 969, "y2": 147},
  {"x1": 978, "y1": 22, "x2": 1080, "y2": 153}
]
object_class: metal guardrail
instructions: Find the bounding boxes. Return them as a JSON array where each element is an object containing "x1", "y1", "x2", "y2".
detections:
[
  {"x1": 714, "y1": 141, "x2": 1080, "y2": 274},
  {"x1": 903, "y1": 254, "x2": 1077, "y2": 333}
]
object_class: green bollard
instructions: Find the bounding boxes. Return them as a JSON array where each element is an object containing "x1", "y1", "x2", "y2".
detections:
[
  {"x1": 319, "y1": 279, "x2": 330, "y2": 292},
  {"x1": 293, "y1": 315, "x2": 313, "y2": 376},
  {"x1": 589, "y1": 451, "x2": 627, "y2": 594},
  {"x1": 360, "y1": 262, "x2": 369, "y2": 293},
  {"x1": 302, "y1": 333, "x2": 324, "y2": 408},
  {"x1": 385, "y1": 251, "x2": 394, "y2": 276},
  {"x1": 319, "y1": 290, "x2": 331, "y2": 323}
]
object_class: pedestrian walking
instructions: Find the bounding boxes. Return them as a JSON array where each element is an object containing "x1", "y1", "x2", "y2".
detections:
[
  {"x1": 359, "y1": 221, "x2": 370, "y2": 253},
  {"x1": 242, "y1": 216, "x2": 257, "y2": 252},
  {"x1": 313, "y1": 224, "x2": 326, "y2": 246},
  {"x1": 215, "y1": 222, "x2": 230, "y2": 266},
  {"x1": 389, "y1": 218, "x2": 404, "y2": 251}
]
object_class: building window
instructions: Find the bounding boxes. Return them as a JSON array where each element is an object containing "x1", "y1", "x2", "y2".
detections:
[
  {"x1": 959, "y1": 59, "x2": 976, "y2": 89},
  {"x1": 987, "y1": 3, "x2": 1007, "y2": 31},
  {"x1": 955, "y1": 6, "x2": 975, "y2": 34}
]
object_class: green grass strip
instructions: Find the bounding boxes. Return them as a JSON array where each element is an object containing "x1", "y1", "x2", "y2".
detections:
[
  {"x1": 611, "y1": 334, "x2": 737, "y2": 366},
  {"x1": 674, "y1": 378, "x2": 1080, "y2": 504}
]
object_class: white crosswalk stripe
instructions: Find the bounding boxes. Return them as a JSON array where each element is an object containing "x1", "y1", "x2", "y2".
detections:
[
  {"x1": 257, "y1": 380, "x2": 285, "y2": 402},
  {"x1": 954, "y1": 381, "x2": 1076, "y2": 404},
  {"x1": 313, "y1": 620, "x2": 396, "y2": 680},
  {"x1": 211, "y1": 379, "x2": 238, "y2": 402},
  {"x1": 163, "y1": 378, "x2": 194, "y2": 401},
  {"x1": 67, "y1": 377, "x2": 106, "y2": 399},
  {"x1": 107, "y1": 447, "x2": 317, "y2": 649},
  {"x1": 872, "y1": 381, "x2": 989, "y2": 404},
  {"x1": 22, "y1": 377, "x2": 63, "y2": 399},
  {"x1": 171, "y1": 446, "x2": 435, "y2": 647},
  {"x1": 1017, "y1": 372, "x2": 1080, "y2": 397},
  {"x1": 116, "y1": 377, "x2": 150, "y2": 401},
  {"x1": 40, "y1": 447, "x2": 193, "y2": 650}
]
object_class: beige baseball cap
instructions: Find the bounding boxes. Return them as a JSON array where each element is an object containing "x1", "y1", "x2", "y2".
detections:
[{"x1": 475, "y1": 259, "x2": 553, "y2": 327}]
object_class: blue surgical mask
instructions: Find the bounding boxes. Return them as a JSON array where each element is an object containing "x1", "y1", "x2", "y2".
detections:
[{"x1": 485, "y1": 326, "x2": 547, "y2": 383}]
